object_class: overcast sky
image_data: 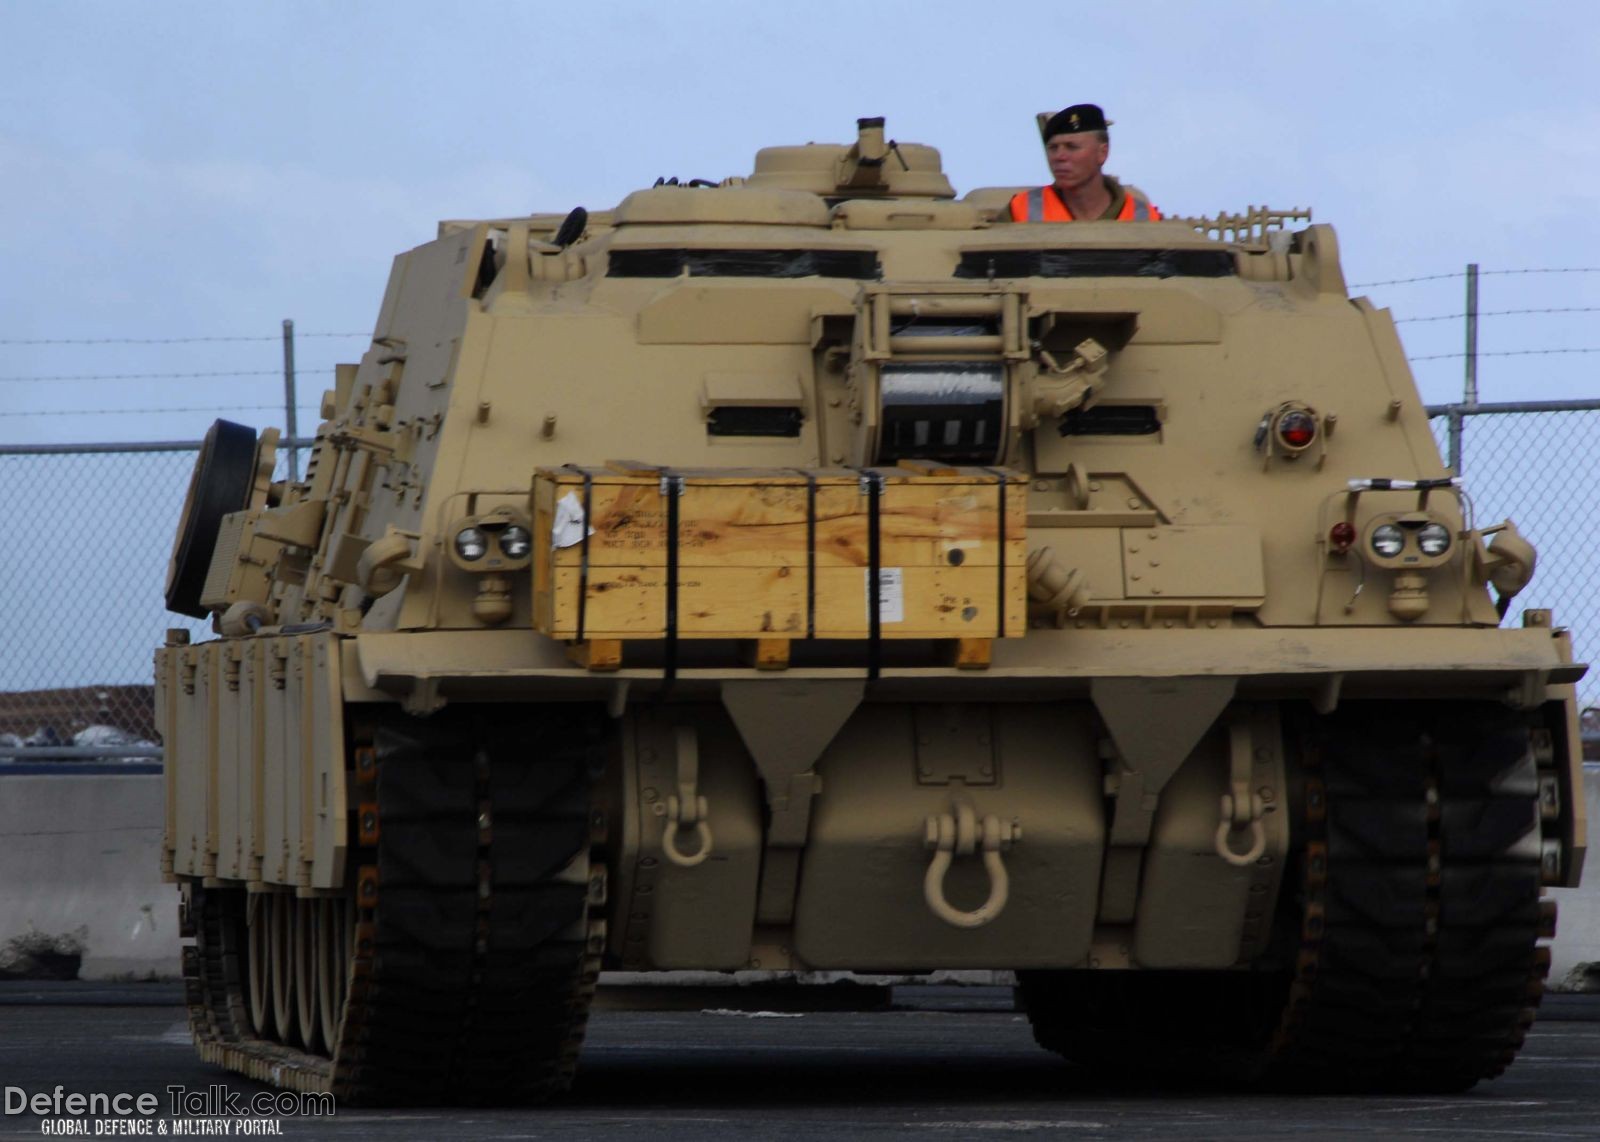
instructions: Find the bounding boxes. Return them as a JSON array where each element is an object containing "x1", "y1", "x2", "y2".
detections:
[{"x1": 2, "y1": 0, "x2": 1597, "y2": 444}]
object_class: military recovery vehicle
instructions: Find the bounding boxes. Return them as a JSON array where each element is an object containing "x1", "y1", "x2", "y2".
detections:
[{"x1": 157, "y1": 118, "x2": 1586, "y2": 1102}]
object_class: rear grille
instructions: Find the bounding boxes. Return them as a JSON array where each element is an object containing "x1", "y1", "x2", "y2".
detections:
[
  {"x1": 1058, "y1": 404, "x2": 1162, "y2": 436},
  {"x1": 609, "y1": 249, "x2": 881, "y2": 279},
  {"x1": 956, "y1": 249, "x2": 1236, "y2": 279}
]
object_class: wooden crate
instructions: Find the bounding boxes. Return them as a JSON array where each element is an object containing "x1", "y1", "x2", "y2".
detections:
[{"x1": 531, "y1": 462, "x2": 1026, "y2": 642}]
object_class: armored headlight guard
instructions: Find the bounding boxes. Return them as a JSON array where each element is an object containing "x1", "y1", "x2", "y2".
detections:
[
  {"x1": 1357, "y1": 512, "x2": 1459, "y2": 572},
  {"x1": 446, "y1": 507, "x2": 536, "y2": 572}
]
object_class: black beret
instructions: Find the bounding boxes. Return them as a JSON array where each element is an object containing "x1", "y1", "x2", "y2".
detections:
[{"x1": 1043, "y1": 104, "x2": 1111, "y2": 139}]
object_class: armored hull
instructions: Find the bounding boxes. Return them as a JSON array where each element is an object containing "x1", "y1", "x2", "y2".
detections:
[{"x1": 157, "y1": 120, "x2": 1585, "y2": 1101}]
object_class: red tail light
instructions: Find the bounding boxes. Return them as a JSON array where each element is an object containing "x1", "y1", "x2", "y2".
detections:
[{"x1": 1278, "y1": 409, "x2": 1317, "y2": 449}]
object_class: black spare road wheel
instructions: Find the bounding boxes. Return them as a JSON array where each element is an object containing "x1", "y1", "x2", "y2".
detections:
[{"x1": 164, "y1": 419, "x2": 258, "y2": 618}]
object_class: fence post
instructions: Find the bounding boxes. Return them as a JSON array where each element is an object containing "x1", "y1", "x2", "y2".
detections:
[
  {"x1": 1446, "y1": 404, "x2": 1464, "y2": 475},
  {"x1": 281, "y1": 318, "x2": 300, "y2": 481},
  {"x1": 1464, "y1": 263, "x2": 1479, "y2": 408}
]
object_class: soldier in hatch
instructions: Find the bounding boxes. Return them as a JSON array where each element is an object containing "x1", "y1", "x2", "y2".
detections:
[{"x1": 1009, "y1": 104, "x2": 1161, "y2": 223}]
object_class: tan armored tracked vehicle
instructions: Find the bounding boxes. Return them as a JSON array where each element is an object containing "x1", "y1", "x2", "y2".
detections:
[{"x1": 157, "y1": 118, "x2": 1586, "y2": 1102}]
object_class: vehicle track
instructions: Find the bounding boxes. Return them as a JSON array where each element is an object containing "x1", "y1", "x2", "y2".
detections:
[
  {"x1": 181, "y1": 707, "x2": 604, "y2": 1104},
  {"x1": 1019, "y1": 702, "x2": 1553, "y2": 1091}
]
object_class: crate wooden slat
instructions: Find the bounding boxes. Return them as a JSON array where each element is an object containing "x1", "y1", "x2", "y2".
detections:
[{"x1": 531, "y1": 464, "x2": 1026, "y2": 643}]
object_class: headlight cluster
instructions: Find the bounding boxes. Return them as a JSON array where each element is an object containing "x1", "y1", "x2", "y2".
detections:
[
  {"x1": 1364, "y1": 518, "x2": 1454, "y2": 562},
  {"x1": 446, "y1": 508, "x2": 535, "y2": 572},
  {"x1": 455, "y1": 524, "x2": 532, "y2": 562}
]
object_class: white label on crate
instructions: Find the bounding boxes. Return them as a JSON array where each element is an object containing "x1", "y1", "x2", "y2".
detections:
[
  {"x1": 871, "y1": 567, "x2": 905, "y2": 623},
  {"x1": 551, "y1": 491, "x2": 594, "y2": 549}
]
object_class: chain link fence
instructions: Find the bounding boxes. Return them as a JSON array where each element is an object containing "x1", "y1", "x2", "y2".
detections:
[
  {"x1": 1, "y1": 409, "x2": 1595, "y2": 760},
  {"x1": 0, "y1": 445, "x2": 202, "y2": 756},
  {"x1": 0, "y1": 442, "x2": 292, "y2": 762},
  {"x1": 1428, "y1": 402, "x2": 1600, "y2": 701}
]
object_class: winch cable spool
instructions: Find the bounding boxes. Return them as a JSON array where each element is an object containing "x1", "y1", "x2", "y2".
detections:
[{"x1": 874, "y1": 362, "x2": 1006, "y2": 466}]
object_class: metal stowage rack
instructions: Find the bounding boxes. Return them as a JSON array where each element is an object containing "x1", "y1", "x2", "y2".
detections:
[{"x1": 1177, "y1": 205, "x2": 1313, "y2": 249}]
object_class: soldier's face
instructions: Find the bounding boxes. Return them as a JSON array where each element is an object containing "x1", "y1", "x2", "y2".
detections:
[{"x1": 1046, "y1": 133, "x2": 1109, "y2": 191}]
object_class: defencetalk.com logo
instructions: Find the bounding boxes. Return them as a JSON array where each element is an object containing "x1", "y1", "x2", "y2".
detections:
[{"x1": 6, "y1": 1084, "x2": 333, "y2": 1135}]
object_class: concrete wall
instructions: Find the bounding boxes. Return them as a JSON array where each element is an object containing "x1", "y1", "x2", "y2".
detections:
[
  {"x1": 3, "y1": 767, "x2": 1598, "y2": 987},
  {"x1": 0, "y1": 774, "x2": 180, "y2": 979},
  {"x1": 1547, "y1": 763, "x2": 1600, "y2": 989}
]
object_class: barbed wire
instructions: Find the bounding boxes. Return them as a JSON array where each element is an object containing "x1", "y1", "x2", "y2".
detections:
[
  {"x1": 6, "y1": 273, "x2": 1600, "y2": 339},
  {"x1": 1409, "y1": 347, "x2": 1600, "y2": 362},
  {"x1": 1353, "y1": 268, "x2": 1600, "y2": 288},
  {"x1": 3, "y1": 270, "x2": 1596, "y2": 389},
  {"x1": 0, "y1": 333, "x2": 366, "y2": 346},
  {"x1": 0, "y1": 405, "x2": 322, "y2": 418},
  {"x1": 1395, "y1": 306, "x2": 1600, "y2": 324},
  {"x1": 1351, "y1": 272, "x2": 1468, "y2": 288},
  {"x1": 0, "y1": 369, "x2": 338, "y2": 384},
  {"x1": 1484, "y1": 268, "x2": 1600, "y2": 277}
]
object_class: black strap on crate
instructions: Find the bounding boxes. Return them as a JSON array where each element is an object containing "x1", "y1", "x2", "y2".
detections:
[
  {"x1": 564, "y1": 465, "x2": 595, "y2": 644},
  {"x1": 662, "y1": 470, "x2": 683, "y2": 683},
  {"x1": 863, "y1": 469, "x2": 884, "y2": 680},
  {"x1": 979, "y1": 467, "x2": 1010, "y2": 639},
  {"x1": 791, "y1": 469, "x2": 818, "y2": 640}
]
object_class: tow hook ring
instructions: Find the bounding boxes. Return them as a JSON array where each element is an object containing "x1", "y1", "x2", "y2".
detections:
[
  {"x1": 922, "y1": 801, "x2": 1020, "y2": 929},
  {"x1": 1214, "y1": 792, "x2": 1267, "y2": 867},
  {"x1": 662, "y1": 794, "x2": 713, "y2": 867}
]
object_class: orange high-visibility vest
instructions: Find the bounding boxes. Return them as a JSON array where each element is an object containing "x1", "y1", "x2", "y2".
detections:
[{"x1": 1008, "y1": 185, "x2": 1160, "y2": 222}]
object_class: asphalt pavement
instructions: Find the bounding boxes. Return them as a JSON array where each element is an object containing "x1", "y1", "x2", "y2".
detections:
[{"x1": 2, "y1": 984, "x2": 1599, "y2": 1140}]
